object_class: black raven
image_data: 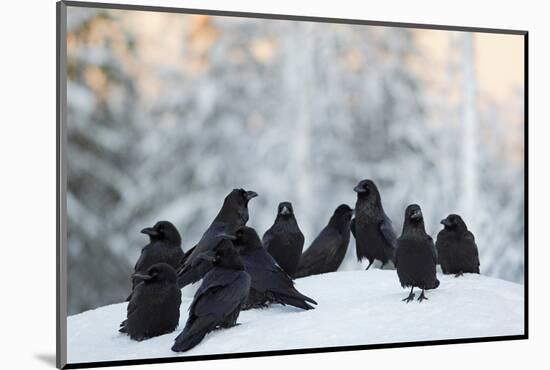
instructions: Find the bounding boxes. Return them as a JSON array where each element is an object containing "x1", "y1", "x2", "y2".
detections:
[
  {"x1": 436, "y1": 214, "x2": 480, "y2": 276},
  {"x1": 172, "y1": 239, "x2": 251, "y2": 353},
  {"x1": 127, "y1": 221, "x2": 184, "y2": 300},
  {"x1": 177, "y1": 188, "x2": 258, "y2": 288},
  {"x1": 262, "y1": 201, "x2": 304, "y2": 276},
  {"x1": 119, "y1": 263, "x2": 182, "y2": 341},
  {"x1": 395, "y1": 204, "x2": 440, "y2": 303},
  {"x1": 234, "y1": 226, "x2": 317, "y2": 310},
  {"x1": 352, "y1": 179, "x2": 397, "y2": 270},
  {"x1": 294, "y1": 204, "x2": 353, "y2": 278}
]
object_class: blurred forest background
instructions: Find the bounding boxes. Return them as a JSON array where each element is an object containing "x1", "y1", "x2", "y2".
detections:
[{"x1": 66, "y1": 7, "x2": 525, "y2": 315}]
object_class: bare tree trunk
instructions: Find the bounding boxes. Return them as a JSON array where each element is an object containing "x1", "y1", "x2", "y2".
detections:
[
  {"x1": 460, "y1": 33, "x2": 478, "y2": 219},
  {"x1": 284, "y1": 22, "x2": 315, "y2": 241}
]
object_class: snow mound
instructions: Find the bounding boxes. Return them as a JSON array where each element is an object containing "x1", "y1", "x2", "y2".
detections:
[{"x1": 67, "y1": 270, "x2": 524, "y2": 364}]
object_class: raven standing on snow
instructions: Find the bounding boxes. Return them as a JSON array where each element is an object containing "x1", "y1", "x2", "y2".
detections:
[
  {"x1": 263, "y1": 201, "x2": 304, "y2": 276},
  {"x1": 352, "y1": 179, "x2": 397, "y2": 270},
  {"x1": 234, "y1": 226, "x2": 317, "y2": 310},
  {"x1": 119, "y1": 263, "x2": 182, "y2": 341},
  {"x1": 395, "y1": 204, "x2": 440, "y2": 303},
  {"x1": 294, "y1": 204, "x2": 353, "y2": 278},
  {"x1": 127, "y1": 221, "x2": 184, "y2": 300},
  {"x1": 436, "y1": 214, "x2": 480, "y2": 276},
  {"x1": 172, "y1": 239, "x2": 251, "y2": 353},
  {"x1": 177, "y1": 188, "x2": 258, "y2": 288}
]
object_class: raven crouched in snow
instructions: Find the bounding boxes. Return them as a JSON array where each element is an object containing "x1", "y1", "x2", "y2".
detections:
[
  {"x1": 119, "y1": 263, "x2": 181, "y2": 341},
  {"x1": 352, "y1": 179, "x2": 397, "y2": 270},
  {"x1": 234, "y1": 226, "x2": 317, "y2": 310},
  {"x1": 177, "y1": 188, "x2": 258, "y2": 288},
  {"x1": 126, "y1": 221, "x2": 185, "y2": 301},
  {"x1": 436, "y1": 214, "x2": 480, "y2": 277},
  {"x1": 263, "y1": 201, "x2": 304, "y2": 276},
  {"x1": 395, "y1": 204, "x2": 439, "y2": 303},
  {"x1": 294, "y1": 204, "x2": 353, "y2": 278},
  {"x1": 172, "y1": 239, "x2": 251, "y2": 353}
]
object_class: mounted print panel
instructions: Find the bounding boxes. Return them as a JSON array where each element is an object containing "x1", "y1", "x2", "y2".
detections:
[{"x1": 57, "y1": 1, "x2": 527, "y2": 369}]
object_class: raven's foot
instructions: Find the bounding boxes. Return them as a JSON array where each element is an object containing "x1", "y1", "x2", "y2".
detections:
[
  {"x1": 365, "y1": 260, "x2": 374, "y2": 271},
  {"x1": 454, "y1": 271, "x2": 464, "y2": 278},
  {"x1": 417, "y1": 290, "x2": 429, "y2": 302},
  {"x1": 402, "y1": 287, "x2": 415, "y2": 303}
]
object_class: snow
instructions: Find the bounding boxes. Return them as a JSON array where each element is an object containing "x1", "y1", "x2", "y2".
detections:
[{"x1": 67, "y1": 270, "x2": 524, "y2": 364}]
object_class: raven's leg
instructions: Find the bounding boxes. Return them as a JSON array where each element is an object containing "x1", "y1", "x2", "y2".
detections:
[
  {"x1": 402, "y1": 286, "x2": 415, "y2": 303},
  {"x1": 365, "y1": 260, "x2": 374, "y2": 270},
  {"x1": 454, "y1": 271, "x2": 464, "y2": 278},
  {"x1": 417, "y1": 289, "x2": 429, "y2": 302},
  {"x1": 380, "y1": 261, "x2": 386, "y2": 269}
]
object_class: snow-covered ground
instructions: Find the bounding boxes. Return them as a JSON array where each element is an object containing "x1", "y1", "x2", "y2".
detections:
[{"x1": 67, "y1": 270, "x2": 524, "y2": 364}]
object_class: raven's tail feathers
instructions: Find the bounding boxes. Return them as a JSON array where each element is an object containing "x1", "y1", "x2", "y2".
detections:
[
  {"x1": 293, "y1": 267, "x2": 311, "y2": 279},
  {"x1": 171, "y1": 317, "x2": 216, "y2": 353},
  {"x1": 177, "y1": 265, "x2": 204, "y2": 288},
  {"x1": 178, "y1": 245, "x2": 197, "y2": 271},
  {"x1": 171, "y1": 329, "x2": 207, "y2": 353},
  {"x1": 274, "y1": 290, "x2": 317, "y2": 310}
]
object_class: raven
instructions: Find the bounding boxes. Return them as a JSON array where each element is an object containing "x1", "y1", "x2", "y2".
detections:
[
  {"x1": 294, "y1": 204, "x2": 353, "y2": 278},
  {"x1": 172, "y1": 239, "x2": 251, "y2": 353},
  {"x1": 436, "y1": 214, "x2": 480, "y2": 276},
  {"x1": 127, "y1": 221, "x2": 184, "y2": 300},
  {"x1": 177, "y1": 188, "x2": 258, "y2": 288},
  {"x1": 119, "y1": 263, "x2": 181, "y2": 341},
  {"x1": 352, "y1": 179, "x2": 397, "y2": 270},
  {"x1": 234, "y1": 226, "x2": 317, "y2": 310},
  {"x1": 395, "y1": 204, "x2": 439, "y2": 303},
  {"x1": 263, "y1": 201, "x2": 304, "y2": 276}
]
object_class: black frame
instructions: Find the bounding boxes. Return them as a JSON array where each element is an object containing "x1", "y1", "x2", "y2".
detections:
[{"x1": 56, "y1": 1, "x2": 529, "y2": 369}]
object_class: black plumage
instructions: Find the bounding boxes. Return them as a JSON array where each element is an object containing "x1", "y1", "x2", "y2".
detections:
[
  {"x1": 234, "y1": 226, "x2": 317, "y2": 310},
  {"x1": 436, "y1": 214, "x2": 480, "y2": 276},
  {"x1": 127, "y1": 221, "x2": 184, "y2": 300},
  {"x1": 395, "y1": 204, "x2": 440, "y2": 303},
  {"x1": 172, "y1": 239, "x2": 251, "y2": 353},
  {"x1": 177, "y1": 188, "x2": 258, "y2": 288},
  {"x1": 294, "y1": 204, "x2": 353, "y2": 278},
  {"x1": 119, "y1": 263, "x2": 182, "y2": 341},
  {"x1": 351, "y1": 179, "x2": 397, "y2": 269},
  {"x1": 262, "y1": 201, "x2": 304, "y2": 276}
]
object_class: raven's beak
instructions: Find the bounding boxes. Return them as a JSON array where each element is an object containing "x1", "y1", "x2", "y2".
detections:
[
  {"x1": 131, "y1": 272, "x2": 152, "y2": 281},
  {"x1": 410, "y1": 210, "x2": 423, "y2": 220},
  {"x1": 244, "y1": 190, "x2": 258, "y2": 201},
  {"x1": 440, "y1": 218, "x2": 451, "y2": 227},
  {"x1": 353, "y1": 185, "x2": 366, "y2": 193},
  {"x1": 197, "y1": 252, "x2": 217, "y2": 262},
  {"x1": 140, "y1": 227, "x2": 159, "y2": 237},
  {"x1": 280, "y1": 205, "x2": 291, "y2": 215}
]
